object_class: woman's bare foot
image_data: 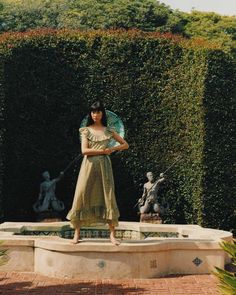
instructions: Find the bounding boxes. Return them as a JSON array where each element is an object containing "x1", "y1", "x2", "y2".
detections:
[
  {"x1": 108, "y1": 224, "x2": 120, "y2": 245},
  {"x1": 110, "y1": 233, "x2": 120, "y2": 246},
  {"x1": 71, "y1": 228, "x2": 80, "y2": 244},
  {"x1": 70, "y1": 238, "x2": 80, "y2": 244}
]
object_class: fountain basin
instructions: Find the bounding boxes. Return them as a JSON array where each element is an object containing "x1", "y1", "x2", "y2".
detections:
[{"x1": 0, "y1": 221, "x2": 232, "y2": 279}]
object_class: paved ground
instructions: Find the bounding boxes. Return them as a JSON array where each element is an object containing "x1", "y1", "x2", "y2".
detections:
[{"x1": 0, "y1": 271, "x2": 220, "y2": 295}]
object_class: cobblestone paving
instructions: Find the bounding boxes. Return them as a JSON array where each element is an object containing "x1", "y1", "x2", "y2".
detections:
[{"x1": 0, "y1": 272, "x2": 220, "y2": 295}]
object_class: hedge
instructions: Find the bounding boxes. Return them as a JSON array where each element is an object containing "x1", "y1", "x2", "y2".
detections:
[
  {"x1": 0, "y1": 57, "x2": 5, "y2": 221},
  {"x1": 0, "y1": 29, "x2": 235, "y2": 231}
]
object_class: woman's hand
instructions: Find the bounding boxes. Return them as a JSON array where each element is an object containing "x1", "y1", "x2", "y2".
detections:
[{"x1": 103, "y1": 148, "x2": 113, "y2": 155}]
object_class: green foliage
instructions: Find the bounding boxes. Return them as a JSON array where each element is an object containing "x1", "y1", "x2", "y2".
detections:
[
  {"x1": 0, "y1": 0, "x2": 71, "y2": 31},
  {"x1": 0, "y1": 241, "x2": 9, "y2": 266},
  {"x1": 221, "y1": 240, "x2": 236, "y2": 258},
  {"x1": 0, "y1": 29, "x2": 235, "y2": 228},
  {"x1": 214, "y1": 240, "x2": 236, "y2": 295},
  {"x1": 201, "y1": 51, "x2": 236, "y2": 229},
  {"x1": 66, "y1": 0, "x2": 173, "y2": 31},
  {"x1": 0, "y1": 0, "x2": 183, "y2": 33},
  {"x1": 184, "y1": 11, "x2": 236, "y2": 40},
  {"x1": 183, "y1": 11, "x2": 236, "y2": 55},
  {"x1": 0, "y1": 1, "x2": 236, "y2": 58},
  {"x1": 0, "y1": 57, "x2": 4, "y2": 221}
]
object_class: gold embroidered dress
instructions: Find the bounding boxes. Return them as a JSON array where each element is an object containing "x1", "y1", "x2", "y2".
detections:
[{"x1": 66, "y1": 127, "x2": 120, "y2": 228}]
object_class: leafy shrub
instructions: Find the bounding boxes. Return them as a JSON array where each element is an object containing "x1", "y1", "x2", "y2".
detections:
[
  {"x1": 0, "y1": 241, "x2": 9, "y2": 266},
  {"x1": 215, "y1": 240, "x2": 236, "y2": 295}
]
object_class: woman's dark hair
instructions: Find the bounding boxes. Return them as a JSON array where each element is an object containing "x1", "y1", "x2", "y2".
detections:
[{"x1": 86, "y1": 101, "x2": 107, "y2": 126}]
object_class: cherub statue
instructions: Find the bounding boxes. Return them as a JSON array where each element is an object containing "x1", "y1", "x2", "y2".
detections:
[{"x1": 33, "y1": 171, "x2": 65, "y2": 213}]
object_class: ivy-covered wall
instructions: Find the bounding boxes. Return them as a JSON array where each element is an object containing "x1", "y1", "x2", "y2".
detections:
[
  {"x1": 0, "y1": 30, "x2": 235, "y2": 230},
  {"x1": 202, "y1": 51, "x2": 236, "y2": 229},
  {"x1": 0, "y1": 58, "x2": 5, "y2": 221}
]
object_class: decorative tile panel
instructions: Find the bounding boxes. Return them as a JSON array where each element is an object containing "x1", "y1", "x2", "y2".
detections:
[
  {"x1": 97, "y1": 260, "x2": 106, "y2": 268},
  {"x1": 150, "y1": 260, "x2": 157, "y2": 268},
  {"x1": 15, "y1": 228, "x2": 178, "y2": 241},
  {"x1": 192, "y1": 257, "x2": 203, "y2": 267}
]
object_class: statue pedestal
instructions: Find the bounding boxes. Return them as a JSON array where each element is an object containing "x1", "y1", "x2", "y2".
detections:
[
  {"x1": 140, "y1": 213, "x2": 162, "y2": 224},
  {"x1": 35, "y1": 211, "x2": 62, "y2": 222}
]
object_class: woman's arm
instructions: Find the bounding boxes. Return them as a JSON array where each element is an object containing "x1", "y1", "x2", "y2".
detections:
[
  {"x1": 81, "y1": 130, "x2": 128, "y2": 155},
  {"x1": 109, "y1": 131, "x2": 129, "y2": 152},
  {"x1": 81, "y1": 136, "x2": 112, "y2": 156}
]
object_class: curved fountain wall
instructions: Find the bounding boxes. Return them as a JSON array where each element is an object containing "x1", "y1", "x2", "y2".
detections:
[{"x1": 0, "y1": 221, "x2": 232, "y2": 279}]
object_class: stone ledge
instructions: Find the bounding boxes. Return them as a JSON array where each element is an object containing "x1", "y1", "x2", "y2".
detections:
[
  {"x1": 33, "y1": 237, "x2": 223, "y2": 252},
  {"x1": 0, "y1": 221, "x2": 232, "y2": 279}
]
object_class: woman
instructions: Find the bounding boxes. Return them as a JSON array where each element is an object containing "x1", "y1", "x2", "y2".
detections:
[{"x1": 66, "y1": 101, "x2": 129, "y2": 245}]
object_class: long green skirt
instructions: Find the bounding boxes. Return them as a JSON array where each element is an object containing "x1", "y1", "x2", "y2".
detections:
[{"x1": 66, "y1": 154, "x2": 120, "y2": 228}]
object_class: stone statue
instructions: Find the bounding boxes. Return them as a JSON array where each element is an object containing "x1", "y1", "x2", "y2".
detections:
[
  {"x1": 138, "y1": 172, "x2": 168, "y2": 216},
  {"x1": 33, "y1": 171, "x2": 65, "y2": 213}
]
